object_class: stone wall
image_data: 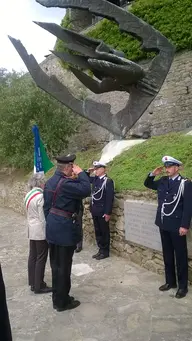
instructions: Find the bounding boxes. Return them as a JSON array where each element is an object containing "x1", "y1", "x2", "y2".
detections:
[
  {"x1": 67, "y1": 8, "x2": 93, "y2": 31},
  {"x1": 83, "y1": 195, "x2": 165, "y2": 275},
  {"x1": 83, "y1": 193, "x2": 192, "y2": 282},
  {"x1": 1, "y1": 172, "x2": 192, "y2": 281},
  {"x1": 129, "y1": 51, "x2": 192, "y2": 138},
  {"x1": 0, "y1": 169, "x2": 27, "y2": 215}
]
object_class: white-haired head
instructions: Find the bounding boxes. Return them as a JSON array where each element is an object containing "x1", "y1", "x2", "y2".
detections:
[{"x1": 28, "y1": 173, "x2": 45, "y2": 190}]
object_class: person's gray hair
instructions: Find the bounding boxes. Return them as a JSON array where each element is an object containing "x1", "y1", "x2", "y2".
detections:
[
  {"x1": 57, "y1": 163, "x2": 69, "y2": 172},
  {"x1": 28, "y1": 173, "x2": 45, "y2": 190}
]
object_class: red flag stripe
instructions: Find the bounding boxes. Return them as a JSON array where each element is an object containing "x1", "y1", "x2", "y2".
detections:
[{"x1": 26, "y1": 192, "x2": 42, "y2": 210}]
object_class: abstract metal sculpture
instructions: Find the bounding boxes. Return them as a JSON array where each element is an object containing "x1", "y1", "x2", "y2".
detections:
[{"x1": 9, "y1": 0, "x2": 175, "y2": 137}]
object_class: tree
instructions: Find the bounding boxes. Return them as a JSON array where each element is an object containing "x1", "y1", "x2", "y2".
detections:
[{"x1": 0, "y1": 70, "x2": 80, "y2": 169}]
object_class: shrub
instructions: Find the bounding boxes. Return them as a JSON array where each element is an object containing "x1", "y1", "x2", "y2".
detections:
[
  {"x1": 0, "y1": 71, "x2": 79, "y2": 169},
  {"x1": 55, "y1": 0, "x2": 192, "y2": 63}
]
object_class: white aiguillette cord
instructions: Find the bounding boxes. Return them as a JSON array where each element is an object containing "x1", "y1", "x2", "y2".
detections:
[
  {"x1": 161, "y1": 179, "x2": 187, "y2": 222},
  {"x1": 92, "y1": 177, "x2": 108, "y2": 205}
]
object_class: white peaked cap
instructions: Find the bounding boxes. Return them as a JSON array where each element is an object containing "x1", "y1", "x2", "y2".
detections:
[
  {"x1": 162, "y1": 155, "x2": 182, "y2": 166},
  {"x1": 93, "y1": 161, "x2": 106, "y2": 168}
]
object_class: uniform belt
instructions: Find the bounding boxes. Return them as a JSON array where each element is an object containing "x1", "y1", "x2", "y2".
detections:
[{"x1": 50, "y1": 208, "x2": 73, "y2": 218}]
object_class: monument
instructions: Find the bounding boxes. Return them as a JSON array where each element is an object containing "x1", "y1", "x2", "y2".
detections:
[{"x1": 8, "y1": 0, "x2": 175, "y2": 138}]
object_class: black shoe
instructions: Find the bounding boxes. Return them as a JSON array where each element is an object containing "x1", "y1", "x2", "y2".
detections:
[
  {"x1": 92, "y1": 251, "x2": 101, "y2": 259},
  {"x1": 95, "y1": 253, "x2": 109, "y2": 260},
  {"x1": 34, "y1": 287, "x2": 52, "y2": 294},
  {"x1": 159, "y1": 283, "x2": 177, "y2": 291},
  {"x1": 53, "y1": 296, "x2": 75, "y2": 309},
  {"x1": 75, "y1": 247, "x2": 82, "y2": 253},
  {"x1": 30, "y1": 285, "x2": 34, "y2": 292},
  {"x1": 175, "y1": 289, "x2": 188, "y2": 299},
  {"x1": 56, "y1": 300, "x2": 80, "y2": 312}
]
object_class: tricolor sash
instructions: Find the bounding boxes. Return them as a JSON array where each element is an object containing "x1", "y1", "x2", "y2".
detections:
[{"x1": 24, "y1": 188, "x2": 43, "y2": 210}]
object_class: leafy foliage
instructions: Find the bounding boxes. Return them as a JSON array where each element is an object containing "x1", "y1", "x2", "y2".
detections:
[
  {"x1": 0, "y1": 71, "x2": 79, "y2": 169},
  {"x1": 88, "y1": 0, "x2": 192, "y2": 61},
  {"x1": 55, "y1": 0, "x2": 192, "y2": 64}
]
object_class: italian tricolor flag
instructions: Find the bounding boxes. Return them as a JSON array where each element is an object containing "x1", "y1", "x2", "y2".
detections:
[{"x1": 32, "y1": 125, "x2": 54, "y2": 174}]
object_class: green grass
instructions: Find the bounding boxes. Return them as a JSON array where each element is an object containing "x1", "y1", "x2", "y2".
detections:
[
  {"x1": 107, "y1": 133, "x2": 192, "y2": 191},
  {"x1": 45, "y1": 133, "x2": 192, "y2": 192},
  {"x1": 55, "y1": 0, "x2": 192, "y2": 66},
  {"x1": 76, "y1": 147, "x2": 102, "y2": 170}
]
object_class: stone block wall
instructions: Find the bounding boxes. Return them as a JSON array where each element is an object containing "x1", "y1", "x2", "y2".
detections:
[
  {"x1": 2, "y1": 172, "x2": 192, "y2": 281},
  {"x1": 129, "y1": 51, "x2": 192, "y2": 138},
  {"x1": 83, "y1": 195, "x2": 164, "y2": 276},
  {"x1": 83, "y1": 193, "x2": 192, "y2": 282},
  {"x1": 0, "y1": 169, "x2": 27, "y2": 215}
]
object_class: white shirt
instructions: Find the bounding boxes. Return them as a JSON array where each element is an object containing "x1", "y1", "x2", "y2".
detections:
[
  {"x1": 99, "y1": 174, "x2": 106, "y2": 179},
  {"x1": 169, "y1": 174, "x2": 179, "y2": 181}
]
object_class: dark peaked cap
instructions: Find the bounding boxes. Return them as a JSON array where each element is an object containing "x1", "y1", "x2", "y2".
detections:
[{"x1": 55, "y1": 154, "x2": 76, "y2": 164}]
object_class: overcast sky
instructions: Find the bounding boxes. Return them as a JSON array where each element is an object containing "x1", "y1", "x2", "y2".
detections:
[{"x1": 0, "y1": 0, "x2": 65, "y2": 72}]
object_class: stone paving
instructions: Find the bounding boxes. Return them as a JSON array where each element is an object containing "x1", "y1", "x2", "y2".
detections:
[{"x1": 1, "y1": 207, "x2": 192, "y2": 341}]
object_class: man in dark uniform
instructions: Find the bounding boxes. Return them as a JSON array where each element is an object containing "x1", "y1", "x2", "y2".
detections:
[
  {"x1": 88, "y1": 161, "x2": 114, "y2": 260},
  {"x1": 144, "y1": 155, "x2": 192, "y2": 298},
  {"x1": 43, "y1": 154, "x2": 91, "y2": 311},
  {"x1": 0, "y1": 265, "x2": 12, "y2": 341}
]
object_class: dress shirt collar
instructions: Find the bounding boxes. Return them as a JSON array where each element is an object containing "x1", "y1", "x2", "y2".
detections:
[
  {"x1": 169, "y1": 174, "x2": 179, "y2": 181},
  {"x1": 99, "y1": 174, "x2": 106, "y2": 180}
]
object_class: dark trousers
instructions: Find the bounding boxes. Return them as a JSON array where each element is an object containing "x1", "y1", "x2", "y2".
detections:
[
  {"x1": 92, "y1": 216, "x2": 110, "y2": 255},
  {"x1": 0, "y1": 265, "x2": 12, "y2": 341},
  {"x1": 49, "y1": 244, "x2": 75, "y2": 308},
  {"x1": 160, "y1": 229, "x2": 188, "y2": 290},
  {"x1": 76, "y1": 210, "x2": 83, "y2": 249},
  {"x1": 28, "y1": 240, "x2": 48, "y2": 290}
]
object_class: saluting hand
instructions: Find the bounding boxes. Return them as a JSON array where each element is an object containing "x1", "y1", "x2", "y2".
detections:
[
  {"x1": 179, "y1": 227, "x2": 188, "y2": 236},
  {"x1": 88, "y1": 167, "x2": 94, "y2": 173},
  {"x1": 73, "y1": 164, "x2": 83, "y2": 175},
  {"x1": 152, "y1": 166, "x2": 164, "y2": 176}
]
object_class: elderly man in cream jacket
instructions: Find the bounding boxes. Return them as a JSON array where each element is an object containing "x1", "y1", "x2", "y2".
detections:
[{"x1": 24, "y1": 174, "x2": 51, "y2": 294}]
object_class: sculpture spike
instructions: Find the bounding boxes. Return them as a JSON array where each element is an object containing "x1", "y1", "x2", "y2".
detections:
[
  {"x1": 50, "y1": 50, "x2": 89, "y2": 70},
  {"x1": 8, "y1": 0, "x2": 175, "y2": 136}
]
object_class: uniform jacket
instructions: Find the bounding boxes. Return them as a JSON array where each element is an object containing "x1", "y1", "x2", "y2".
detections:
[
  {"x1": 24, "y1": 188, "x2": 46, "y2": 240},
  {"x1": 144, "y1": 174, "x2": 192, "y2": 232},
  {"x1": 89, "y1": 175, "x2": 115, "y2": 217},
  {"x1": 43, "y1": 170, "x2": 91, "y2": 246}
]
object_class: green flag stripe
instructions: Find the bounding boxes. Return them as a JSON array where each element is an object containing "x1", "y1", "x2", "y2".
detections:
[
  {"x1": 24, "y1": 188, "x2": 43, "y2": 206},
  {"x1": 39, "y1": 138, "x2": 54, "y2": 174}
]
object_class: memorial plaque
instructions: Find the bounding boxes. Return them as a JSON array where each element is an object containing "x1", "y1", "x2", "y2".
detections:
[
  {"x1": 124, "y1": 200, "x2": 162, "y2": 252},
  {"x1": 124, "y1": 200, "x2": 192, "y2": 256}
]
